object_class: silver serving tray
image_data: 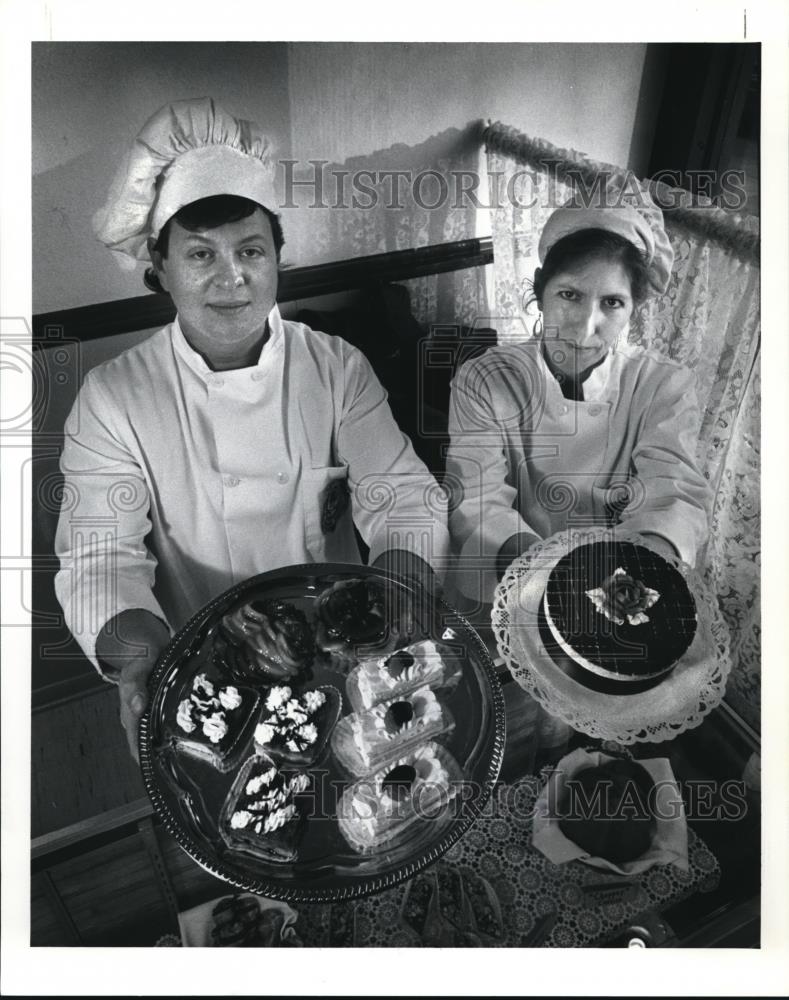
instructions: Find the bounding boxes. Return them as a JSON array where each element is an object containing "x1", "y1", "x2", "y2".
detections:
[{"x1": 139, "y1": 563, "x2": 505, "y2": 902}]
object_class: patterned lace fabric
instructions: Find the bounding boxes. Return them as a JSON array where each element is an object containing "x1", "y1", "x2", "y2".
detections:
[
  {"x1": 484, "y1": 138, "x2": 760, "y2": 733},
  {"x1": 281, "y1": 139, "x2": 491, "y2": 330},
  {"x1": 290, "y1": 774, "x2": 720, "y2": 948}
]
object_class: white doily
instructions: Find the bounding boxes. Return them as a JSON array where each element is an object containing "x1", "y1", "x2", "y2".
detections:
[{"x1": 491, "y1": 527, "x2": 733, "y2": 745}]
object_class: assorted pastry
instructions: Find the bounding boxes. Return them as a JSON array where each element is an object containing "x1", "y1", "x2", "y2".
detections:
[
  {"x1": 164, "y1": 575, "x2": 467, "y2": 866},
  {"x1": 400, "y1": 863, "x2": 505, "y2": 946},
  {"x1": 314, "y1": 577, "x2": 389, "y2": 657},
  {"x1": 156, "y1": 562, "x2": 693, "y2": 891}
]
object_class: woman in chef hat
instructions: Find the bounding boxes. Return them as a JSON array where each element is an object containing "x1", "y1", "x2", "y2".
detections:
[
  {"x1": 445, "y1": 185, "x2": 711, "y2": 605},
  {"x1": 57, "y1": 97, "x2": 448, "y2": 758}
]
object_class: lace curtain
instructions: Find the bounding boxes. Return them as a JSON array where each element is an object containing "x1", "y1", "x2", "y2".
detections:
[
  {"x1": 281, "y1": 141, "x2": 489, "y2": 329},
  {"x1": 483, "y1": 123, "x2": 761, "y2": 732}
]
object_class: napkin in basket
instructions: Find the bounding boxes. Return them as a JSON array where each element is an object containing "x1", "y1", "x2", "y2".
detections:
[{"x1": 532, "y1": 748, "x2": 688, "y2": 875}]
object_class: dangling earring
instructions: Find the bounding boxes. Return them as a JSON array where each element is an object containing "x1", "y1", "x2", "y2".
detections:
[
  {"x1": 533, "y1": 314, "x2": 543, "y2": 338},
  {"x1": 616, "y1": 322, "x2": 630, "y2": 350}
]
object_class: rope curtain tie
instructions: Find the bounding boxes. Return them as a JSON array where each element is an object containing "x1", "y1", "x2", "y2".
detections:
[{"x1": 481, "y1": 120, "x2": 759, "y2": 264}]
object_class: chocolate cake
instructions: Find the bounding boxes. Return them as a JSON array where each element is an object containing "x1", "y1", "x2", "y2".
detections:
[
  {"x1": 539, "y1": 541, "x2": 697, "y2": 693},
  {"x1": 557, "y1": 758, "x2": 657, "y2": 864}
]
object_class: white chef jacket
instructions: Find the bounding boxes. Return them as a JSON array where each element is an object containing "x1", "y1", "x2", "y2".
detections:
[
  {"x1": 445, "y1": 339, "x2": 710, "y2": 601},
  {"x1": 54, "y1": 307, "x2": 449, "y2": 674}
]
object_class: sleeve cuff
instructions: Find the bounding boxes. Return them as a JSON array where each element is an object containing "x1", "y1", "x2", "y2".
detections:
[
  {"x1": 453, "y1": 508, "x2": 533, "y2": 602},
  {"x1": 64, "y1": 590, "x2": 171, "y2": 679},
  {"x1": 619, "y1": 510, "x2": 704, "y2": 568}
]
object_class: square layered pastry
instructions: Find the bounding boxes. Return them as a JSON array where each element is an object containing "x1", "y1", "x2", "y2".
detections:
[
  {"x1": 219, "y1": 754, "x2": 311, "y2": 863},
  {"x1": 251, "y1": 684, "x2": 341, "y2": 765},
  {"x1": 172, "y1": 671, "x2": 260, "y2": 772}
]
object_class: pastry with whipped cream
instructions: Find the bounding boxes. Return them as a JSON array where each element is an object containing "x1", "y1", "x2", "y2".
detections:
[
  {"x1": 331, "y1": 686, "x2": 453, "y2": 777},
  {"x1": 219, "y1": 598, "x2": 314, "y2": 681},
  {"x1": 219, "y1": 754, "x2": 310, "y2": 863},
  {"x1": 252, "y1": 684, "x2": 341, "y2": 765},
  {"x1": 337, "y1": 742, "x2": 463, "y2": 853},
  {"x1": 172, "y1": 671, "x2": 259, "y2": 772},
  {"x1": 346, "y1": 640, "x2": 461, "y2": 713}
]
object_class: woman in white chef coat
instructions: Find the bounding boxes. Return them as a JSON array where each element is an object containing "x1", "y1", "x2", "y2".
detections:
[
  {"x1": 445, "y1": 193, "x2": 711, "y2": 605},
  {"x1": 55, "y1": 98, "x2": 449, "y2": 757}
]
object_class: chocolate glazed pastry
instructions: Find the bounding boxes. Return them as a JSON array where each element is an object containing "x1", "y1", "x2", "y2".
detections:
[
  {"x1": 210, "y1": 894, "x2": 263, "y2": 946},
  {"x1": 219, "y1": 598, "x2": 314, "y2": 681},
  {"x1": 558, "y1": 758, "x2": 657, "y2": 864},
  {"x1": 315, "y1": 578, "x2": 388, "y2": 654},
  {"x1": 210, "y1": 895, "x2": 302, "y2": 947}
]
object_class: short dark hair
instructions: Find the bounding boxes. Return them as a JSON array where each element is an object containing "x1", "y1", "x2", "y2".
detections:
[
  {"x1": 527, "y1": 228, "x2": 650, "y2": 311},
  {"x1": 144, "y1": 195, "x2": 285, "y2": 293}
]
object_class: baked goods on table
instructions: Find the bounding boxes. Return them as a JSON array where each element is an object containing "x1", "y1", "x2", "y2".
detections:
[
  {"x1": 557, "y1": 758, "x2": 657, "y2": 864},
  {"x1": 539, "y1": 540, "x2": 697, "y2": 693}
]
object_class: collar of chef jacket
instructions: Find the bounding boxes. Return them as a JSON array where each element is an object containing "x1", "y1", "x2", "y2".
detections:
[
  {"x1": 535, "y1": 342, "x2": 617, "y2": 406},
  {"x1": 171, "y1": 305, "x2": 284, "y2": 383}
]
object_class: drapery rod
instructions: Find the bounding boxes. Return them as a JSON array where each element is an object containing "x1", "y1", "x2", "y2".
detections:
[
  {"x1": 32, "y1": 236, "x2": 494, "y2": 349},
  {"x1": 482, "y1": 120, "x2": 759, "y2": 264}
]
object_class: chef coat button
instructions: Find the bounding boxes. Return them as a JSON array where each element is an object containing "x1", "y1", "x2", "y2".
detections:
[
  {"x1": 224, "y1": 475, "x2": 240, "y2": 488},
  {"x1": 276, "y1": 471, "x2": 289, "y2": 484},
  {"x1": 251, "y1": 371, "x2": 265, "y2": 382},
  {"x1": 561, "y1": 404, "x2": 569, "y2": 415},
  {"x1": 588, "y1": 404, "x2": 601, "y2": 417}
]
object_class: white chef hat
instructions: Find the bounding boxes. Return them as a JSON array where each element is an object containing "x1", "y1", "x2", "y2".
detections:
[
  {"x1": 538, "y1": 177, "x2": 674, "y2": 296},
  {"x1": 93, "y1": 97, "x2": 278, "y2": 269}
]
